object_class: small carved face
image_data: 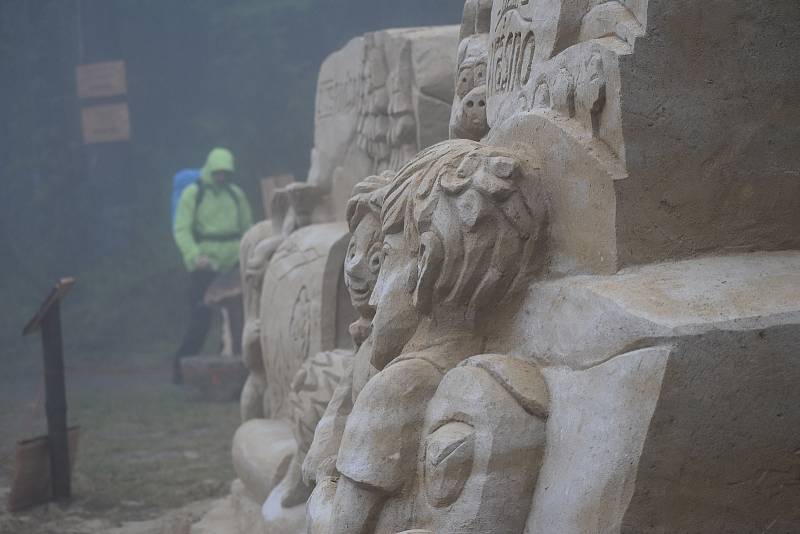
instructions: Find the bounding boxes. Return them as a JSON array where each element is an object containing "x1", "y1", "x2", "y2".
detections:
[
  {"x1": 344, "y1": 212, "x2": 383, "y2": 315},
  {"x1": 456, "y1": 59, "x2": 488, "y2": 100},
  {"x1": 452, "y1": 36, "x2": 490, "y2": 141},
  {"x1": 368, "y1": 232, "x2": 420, "y2": 370},
  {"x1": 455, "y1": 33, "x2": 489, "y2": 99},
  {"x1": 450, "y1": 85, "x2": 489, "y2": 141}
]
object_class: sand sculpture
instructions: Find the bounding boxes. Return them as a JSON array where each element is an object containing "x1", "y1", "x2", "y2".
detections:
[
  {"x1": 299, "y1": 26, "x2": 460, "y2": 222},
  {"x1": 195, "y1": 1, "x2": 800, "y2": 533},
  {"x1": 193, "y1": 24, "x2": 459, "y2": 534},
  {"x1": 449, "y1": 0, "x2": 491, "y2": 141},
  {"x1": 307, "y1": 139, "x2": 551, "y2": 534},
  {"x1": 298, "y1": 1, "x2": 800, "y2": 533}
]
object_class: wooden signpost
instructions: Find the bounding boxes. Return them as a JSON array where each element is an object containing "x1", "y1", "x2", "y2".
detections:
[
  {"x1": 76, "y1": 61, "x2": 127, "y2": 99},
  {"x1": 80, "y1": 102, "x2": 131, "y2": 144},
  {"x1": 76, "y1": 60, "x2": 131, "y2": 145},
  {"x1": 10, "y1": 278, "x2": 77, "y2": 510}
]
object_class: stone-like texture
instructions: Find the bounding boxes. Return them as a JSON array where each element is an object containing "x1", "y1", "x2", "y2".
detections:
[
  {"x1": 227, "y1": 175, "x2": 399, "y2": 534},
  {"x1": 527, "y1": 346, "x2": 671, "y2": 534},
  {"x1": 239, "y1": 220, "x2": 279, "y2": 421},
  {"x1": 302, "y1": 173, "x2": 393, "y2": 489},
  {"x1": 216, "y1": 24, "x2": 461, "y2": 534},
  {"x1": 312, "y1": 140, "x2": 550, "y2": 534},
  {"x1": 230, "y1": 222, "x2": 354, "y2": 530},
  {"x1": 211, "y1": 2, "x2": 800, "y2": 534},
  {"x1": 302, "y1": 1, "x2": 800, "y2": 533},
  {"x1": 231, "y1": 420, "x2": 295, "y2": 505},
  {"x1": 191, "y1": 496, "x2": 239, "y2": 534},
  {"x1": 623, "y1": 327, "x2": 800, "y2": 533},
  {"x1": 306, "y1": 26, "x2": 458, "y2": 222},
  {"x1": 496, "y1": 251, "x2": 800, "y2": 369},
  {"x1": 419, "y1": 355, "x2": 549, "y2": 534},
  {"x1": 449, "y1": 0, "x2": 491, "y2": 141},
  {"x1": 486, "y1": 0, "x2": 800, "y2": 274},
  {"x1": 262, "y1": 484, "x2": 306, "y2": 534},
  {"x1": 258, "y1": 222, "x2": 351, "y2": 418},
  {"x1": 230, "y1": 480, "x2": 268, "y2": 534},
  {"x1": 486, "y1": 251, "x2": 800, "y2": 533},
  {"x1": 614, "y1": 0, "x2": 800, "y2": 267},
  {"x1": 300, "y1": 175, "x2": 394, "y2": 532}
]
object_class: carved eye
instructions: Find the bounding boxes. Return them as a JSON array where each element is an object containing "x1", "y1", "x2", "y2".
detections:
[
  {"x1": 424, "y1": 422, "x2": 475, "y2": 508},
  {"x1": 474, "y1": 63, "x2": 487, "y2": 84},
  {"x1": 368, "y1": 245, "x2": 382, "y2": 275}
]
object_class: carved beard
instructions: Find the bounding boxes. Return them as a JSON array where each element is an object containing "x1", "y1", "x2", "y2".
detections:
[
  {"x1": 348, "y1": 317, "x2": 372, "y2": 349},
  {"x1": 369, "y1": 306, "x2": 419, "y2": 371}
]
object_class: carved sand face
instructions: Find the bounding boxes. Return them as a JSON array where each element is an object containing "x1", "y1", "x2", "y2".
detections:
[
  {"x1": 344, "y1": 212, "x2": 383, "y2": 315},
  {"x1": 451, "y1": 35, "x2": 490, "y2": 141},
  {"x1": 456, "y1": 58, "x2": 487, "y2": 100},
  {"x1": 451, "y1": 85, "x2": 489, "y2": 141},
  {"x1": 368, "y1": 232, "x2": 420, "y2": 369}
]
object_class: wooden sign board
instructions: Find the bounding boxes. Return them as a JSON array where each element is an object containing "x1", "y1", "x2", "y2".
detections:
[
  {"x1": 261, "y1": 174, "x2": 294, "y2": 219},
  {"x1": 7, "y1": 427, "x2": 80, "y2": 512},
  {"x1": 81, "y1": 103, "x2": 131, "y2": 144},
  {"x1": 76, "y1": 61, "x2": 127, "y2": 99}
]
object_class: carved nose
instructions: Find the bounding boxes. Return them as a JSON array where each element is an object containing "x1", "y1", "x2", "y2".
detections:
[
  {"x1": 346, "y1": 269, "x2": 366, "y2": 284},
  {"x1": 346, "y1": 255, "x2": 369, "y2": 277},
  {"x1": 368, "y1": 281, "x2": 380, "y2": 307}
]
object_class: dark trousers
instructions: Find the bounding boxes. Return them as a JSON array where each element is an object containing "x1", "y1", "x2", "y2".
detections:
[{"x1": 173, "y1": 269, "x2": 218, "y2": 380}]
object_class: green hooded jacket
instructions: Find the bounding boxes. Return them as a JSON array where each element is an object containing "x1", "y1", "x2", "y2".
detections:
[{"x1": 173, "y1": 148, "x2": 253, "y2": 272}]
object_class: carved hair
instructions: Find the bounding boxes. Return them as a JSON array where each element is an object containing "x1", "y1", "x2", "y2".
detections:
[
  {"x1": 382, "y1": 139, "x2": 546, "y2": 318},
  {"x1": 345, "y1": 171, "x2": 394, "y2": 233}
]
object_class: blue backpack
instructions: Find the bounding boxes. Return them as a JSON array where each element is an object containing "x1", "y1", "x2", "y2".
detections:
[{"x1": 171, "y1": 169, "x2": 201, "y2": 226}]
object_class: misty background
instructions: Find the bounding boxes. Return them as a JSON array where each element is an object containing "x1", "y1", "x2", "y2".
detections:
[{"x1": 0, "y1": 0, "x2": 464, "y2": 365}]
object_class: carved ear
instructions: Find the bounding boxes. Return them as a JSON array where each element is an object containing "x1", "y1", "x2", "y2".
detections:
[{"x1": 413, "y1": 232, "x2": 444, "y2": 314}]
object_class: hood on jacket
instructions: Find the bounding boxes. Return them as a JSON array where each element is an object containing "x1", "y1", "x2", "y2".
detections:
[{"x1": 201, "y1": 147, "x2": 235, "y2": 184}]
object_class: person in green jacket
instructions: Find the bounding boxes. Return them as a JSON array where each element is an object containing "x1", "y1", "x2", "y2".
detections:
[{"x1": 172, "y1": 147, "x2": 253, "y2": 383}]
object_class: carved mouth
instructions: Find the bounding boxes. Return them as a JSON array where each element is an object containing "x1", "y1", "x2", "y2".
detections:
[
  {"x1": 346, "y1": 276, "x2": 370, "y2": 301},
  {"x1": 350, "y1": 285, "x2": 370, "y2": 300}
]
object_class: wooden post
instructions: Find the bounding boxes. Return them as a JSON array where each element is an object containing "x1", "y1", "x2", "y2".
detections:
[
  {"x1": 22, "y1": 278, "x2": 75, "y2": 502},
  {"x1": 40, "y1": 300, "x2": 70, "y2": 500}
]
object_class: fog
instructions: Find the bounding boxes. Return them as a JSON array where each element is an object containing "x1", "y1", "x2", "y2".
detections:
[
  {"x1": 0, "y1": 1, "x2": 463, "y2": 530},
  {"x1": 0, "y1": 0, "x2": 463, "y2": 362}
]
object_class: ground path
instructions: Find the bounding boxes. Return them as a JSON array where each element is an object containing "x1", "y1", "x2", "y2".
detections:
[{"x1": 0, "y1": 356, "x2": 239, "y2": 534}]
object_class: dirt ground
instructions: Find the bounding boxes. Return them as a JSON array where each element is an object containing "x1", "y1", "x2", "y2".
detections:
[{"x1": 0, "y1": 355, "x2": 240, "y2": 534}]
